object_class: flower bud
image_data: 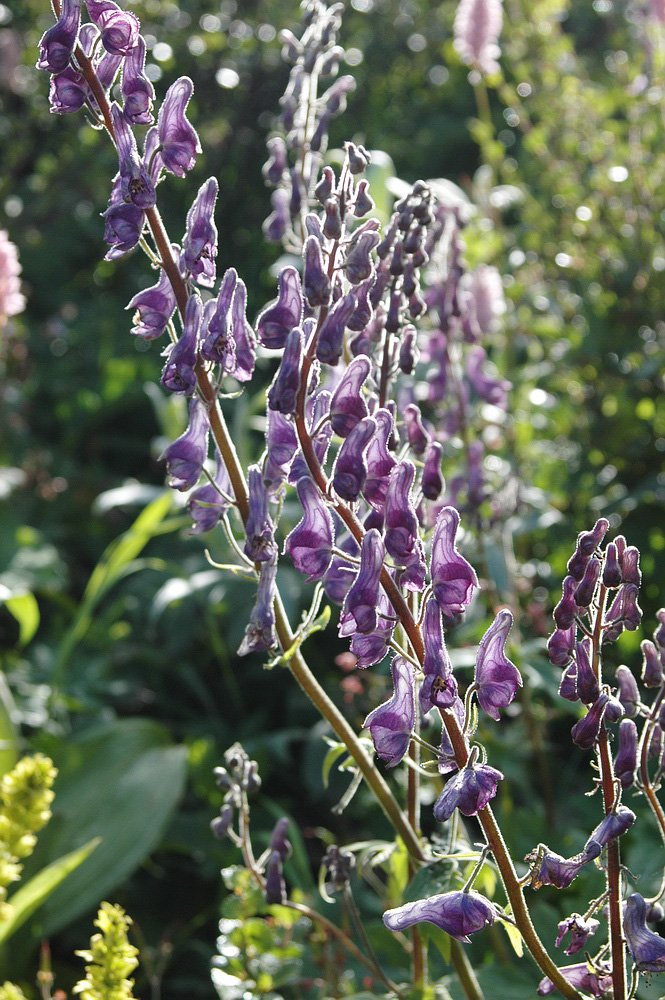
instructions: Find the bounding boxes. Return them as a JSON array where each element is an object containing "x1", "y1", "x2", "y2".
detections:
[
  {"x1": 571, "y1": 693, "x2": 609, "y2": 750},
  {"x1": 422, "y1": 441, "x2": 444, "y2": 501},
  {"x1": 243, "y1": 465, "x2": 277, "y2": 563},
  {"x1": 602, "y1": 541, "x2": 622, "y2": 587},
  {"x1": 614, "y1": 718, "x2": 638, "y2": 789},
  {"x1": 345, "y1": 230, "x2": 380, "y2": 285},
  {"x1": 573, "y1": 557, "x2": 601, "y2": 608},
  {"x1": 641, "y1": 639, "x2": 663, "y2": 687},
  {"x1": 615, "y1": 665, "x2": 640, "y2": 718}
]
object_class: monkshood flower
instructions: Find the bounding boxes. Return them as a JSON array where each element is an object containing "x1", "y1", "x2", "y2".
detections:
[
  {"x1": 614, "y1": 718, "x2": 638, "y2": 789},
  {"x1": 363, "y1": 656, "x2": 415, "y2": 767},
  {"x1": 465, "y1": 346, "x2": 510, "y2": 407},
  {"x1": 85, "y1": 0, "x2": 139, "y2": 55},
  {"x1": 256, "y1": 266, "x2": 303, "y2": 349},
  {"x1": 363, "y1": 409, "x2": 397, "y2": 511},
  {"x1": 351, "y1": 591, "x2": 395, "y2": 668},
  {"x1": 473, "y1": 609, "x2": 522, "y2": 720},
  {"x1": 384, "y1": 461, "x2": 420, "y2": 562},
  {"x1": 383, "y1": 889, "x2": 496, "y2": 942},
  {"x1": 571, "y1": 692, "x2": 611, "y2": 750},
  {"x1": 433, "y1": 761, "x2": 504, "y2": 822},
  {"x1": 615, "y1": 664, "x2": 640, "y2": 717},
  {"x1": 161, "y1": 293, "x2": 200, "y2": 395},
  {"x1": 574, "y1": 556, "x2": 601, "y2": 609},
  {"x1": 582, "y1": 804, "x2": 635, "y2": 857},
  {"x1": 303, "y1": 235, "x2": 331, "y2": 307},
  {"x1": 642, "y1": 638, "x2": 664, "y2": 687},
  {"x1": 422, "y1": 441, "x2": 444, "y2": 501},
  {"x1": 160, "y1": 397, "x2": 209, "y2": 491},
  {"x1": 263, "y1": 409, "x2": 297, "y2": 495},
  {"x1": 229, "y1": 277, "x2": 256, "y2": 383},
  {"x1": 323, "y1": 531, "x2": 358, "y2": 605},
  {"x1": 316, "y1": 291, "x2": 357, "y2": 366},
  {"x1": 332, "y1": 416, "x2": 376, "y2": 503},
  {"x1": 553, "y1": 576, "x2": 580, "y2": 630},
  {"x1": 329, "y1": 356, "x2": 370, "y2": 437},
  {"x1": 339, "y1": 529, "x2": 385, "y2": 637},
  {"x1": 624, "y1": 893, "x2": 665, "y2": 972},
  {"x1": 567, "y1": 518, "x2": 609, "y2": 579},
  {"x1": 36, "y1": 0, "x2": 81, "y2": 74},
  {"x1": 548, "y1": 625, "x2": 575, "y2": 667},
  {"x1": 238, "y1": 555, "x2": 278, "y2": 655},
  {"x1": 430, "y1": 507, "x2": 479, "y2": 624},
  {"x1": 102, "y1": 199, "x2": 144, "y2": 260},
  {"x1": 127, "y1": 266, "x2": 177, "y2": 340},
  {"x1": 243, "y1": 465, "x2": 277, "y2": 563},
  {"x1": 602, "y1": 541, "x2": 622, "y2": 588},
  {"x1": 183, "y1": 178, "x2": 218, "y2": 288},
  {"x1": 284, "y1": 476, "x2": 334, "y2": 581},
  {"x1": 537, "y1": 962, "x2": 612, "y2": 997},
  {"x1": 420, "y1": 599, "x2": 458, "y2": 712},
  {"x1": 121, "y1": 36, "x2": 154, "y2": 125},
  {"x1": 290, "y1": 390, "x2": 333, "y2": 482},
  {"x1": 201, "y1": 268, "x2": 237, "y2": 371},
  {"x1": 265, "y1": 850, "x2": 287, "y2": 905},
  {"x1": 110, "y1": 103, "x2": 156, "y2": 210},
  {"x1": 157, "y1": 77, "x2": 201, "y2": 178},
  {"x1": 526, "y1": 848, "x2": 594, "y2": 890},
  {"x1": 49, "y1": 64, "x2": 87, "y2": 113},
  {"x1": 267, "y1": 326, "x2": 303, "y2": 414},
  {"x1": 187, "y1": 453, "x2": 232, "y2": 535},
  {"x1": 453, "y1": 0, "x2": 503, "y2": 75},
  {"x1": 403, "y1": 403, "x2": 430, "y2": 456},
  {"x1": 555, "y1": 913, "x2": 600, "y2": 955},
  {"x1": 574, "y1": 638, "x2": 599, "y2": 704}
]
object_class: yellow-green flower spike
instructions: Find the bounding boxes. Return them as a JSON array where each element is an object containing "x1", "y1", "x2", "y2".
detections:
[{"x1": 74, "y1": 902, "x2": 139, "y2": 1000}]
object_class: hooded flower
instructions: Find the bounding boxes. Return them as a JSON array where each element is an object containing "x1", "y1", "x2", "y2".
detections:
[
  {"x1": 160, "y1": 397, "x2": 209, "y2": 491},
  {"x1": 161, "y1": 293, "x2": 200, "y2": 395},
  {"x1": 102, "y1": 199, "x2": 145, "y2": 260},
  {"x1": 351, "y1": 590, "x2": 395, "y2": 668},
  {"x1": 624, "y1": 893, "x2": 665, "y2": 973},
  {"x1": 403, "y1": 403, "x2": 430, "y2": 456},
  {"x1": 384, "y1": 461, "x2": 420, "y2": 562},
  {"x1": 420, "y1": 599, "x2": 458, "y2": 712},
  {"x1": 201, "y1": 268, "x2": 237, "y2": 370},
  {"x1": 614, "y1": 718, "x2": 638, "y2": 789},
  {"x1": 267, "y1": 327, "x2": 303, "y2": 414},
  {"x1": 238, "y1": 555, "x2": 278, "y2": 655},
  {"x1": 433, "y1": 762, "x2": 504, "y2": 822},
  {"x1": 422, "y1": 441, "x2": 444, "y2": 501},
  {"x1": 363, "y1": 408, "x2": 398, "y2": 511},
  {"x1": 187, "y1": 452, "x2": 232, "y2": 535},
  {"x1": 526, "y1": 847, "x2": 594, "y2": 891},
  {"x1": 121, "y1": 35, "x2": 155, "y2": 125},
  {"x1": 383, "y1": 890, "x2": 496, "y2": 943},
  {"x1": 127, "y1": 266, "x2": 177, "y2": 340},
  {"x1": 284, "y1": 476, "x2": 334, "y2": 581},
  {"x1": 555, "y1": 913, "x2": 600, "y2": 956},
  {"x1": 332, "y1": 416, "x2": 376, "y2": 503},
  {"x1": 537, "y1": 962, "x2": 612, "y2": 997},
  {"x1": 110, "y1": 103, "x2": 156, "y2": 210},
  {"x1": 183, "y1": 177, "x2": 218, "y2": 288},
  {"x1": 229, "y1": 277, "x2": 256, "y2": 382},
  {"x1": 243, "y1": 465, "x2": 277, "y2": 563},
  {"x1": 263, "y1": 408, "x2": 298, "y2": 495},
  {"x1": 339, "y1": 529, "x2": 384, "y2": 637},
  {"x1": 157, "y1": 77, "x2": 201, "y2": 177},
  {"x1": 36, "y1": 0, "x2": 81, "y2": 73},
  {"x1": 571, "y1": 692, "x2": 610, "y2": 750},
  {"x1": 582, "y1": 805, "x2": 635, "y2": 857},
  {"x1": 256, "y1": 266, "x2": 303, "y2": 349},
  {"x1": 329, "y1": 356, "x2": 370, "y2": 437},
  {"x1": 363, "y1": 656, "x2": 415, "y2": 767},
  {"x1": 473, "y1": 609, "x2": 522, "y2": 720},
  {"x1": 303, "y1": 234, "x2": 331, "y2": 306},
  {"x1": 430, "y1": 507, "x2": 478, "y2": 624},
  {"x1": 85, "y1": 0, "x2": 139, "y2": 54},
  {"x1": 316, "y1": 291, "x2": 357, "y2": 366}
]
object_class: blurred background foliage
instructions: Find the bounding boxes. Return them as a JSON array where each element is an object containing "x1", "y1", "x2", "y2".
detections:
[{"x1": 0, "y1": 0, "x2": 664, "y2": 995}]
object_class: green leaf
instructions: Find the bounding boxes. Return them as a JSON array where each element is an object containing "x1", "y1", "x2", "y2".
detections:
[
  {"x1": 498, "y1": 906, "x2": 524, "y2": 957},
  {"x1": 3, "y1": 593, "x2": 39, "y2": 647},
  {"x1": 321, "y1": 742, "x2": 347, "y2": 789},
  {"x1": 403, "y1": 860, "x2": 454, "y2": 903},
  {"x1": 0, "y1": 674, "x2": 18, "y2": 777},
  {"x1": 0, "y1": 838, "x2": 100, "y2": 946},
  {"x1": 21, "y1": 718, "x2": 187, "y2": 936}
]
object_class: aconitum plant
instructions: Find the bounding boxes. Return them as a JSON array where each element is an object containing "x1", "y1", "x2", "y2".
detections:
[{"x1": 35, "y1": 1, "x2": 665, "y2": 999}]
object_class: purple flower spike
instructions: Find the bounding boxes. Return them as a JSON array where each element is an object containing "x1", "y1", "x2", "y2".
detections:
[
  {"x1": 615, "y1": 664, "x2": 640, "y2": 717},
  {"x1": 102, "y1": 200, "x2": 145, "y2": 260},
  {"x1": 641, "y1": 639, "x2": 663, "y2": 687},
  {"x1": 256, "y1": 266, "x2": 303, "y2": 350},
  {"x1": 420, "y1": 599, "x2": 457, "y2": 712},
  {"x1": 556, "y1": 913, "x2": 600, "y2": 955},
  {"x1": 111, "y1": 104, "x2": 156, "y2": 210},
  {"x1": 363, "y1": 655, "x2": 415, "y2": 767},
  {"x1": 269, "y1": 817, "x2": 292, "y2": 860},
  {"x1": 422, "y1": 441, "x2": 444, "y2": 501},
  {"x1": 303, "y1": 235, "x2": 331, "y2": 307},
  {"x1": 157, "y1": 77, "x2": 201, "y2": 178},
  {"x1": 85, "y1": 0, "x2": 139, "y2": 55},
  {"x1": 433, "y1": 762, "x2": 504, "y2": 822},
  {"x1": 160, "y1": 397, "x2": 209, "y2": 491},
  {"x1": 363, "y1": 409, "x2": 397, "y2": 511},
  {"x1": 127, "y1": 267, "x2": 177, "y2": 340},
  {"x1": 403, "y1": 403, "x2": 430, "y2": 456},
  {"x1": 264, "y1": 850, "x2": 286, "y2": 905},
  {"x1": 548, "y1": 626, "x2": 575, "y2": 667},
  {"x1": 351, "y1": 591, "x2": 395, "y2": 668},
  {"x1": 187, "y1": 452, "x2": 232, "y2": 535},
  {"x1": 578, "y1": 518, "x2": 610, "y2": 556},
  {"x1": 267, "y1": 327, "x2": 303, "y2": 415},
  {"x1": 161, "y1": 293, "x2": 200, "y2": 395},
  {"x1": 316, "y1": 291, "x2": 357, "y2": 366},
  {"x1": 571, "y1": 692, "x2": 610, "y2": 750},
  {"x1": 339, "y1": 529, "x2": 385, "y2": 637},
  {"x1": 473, "y1": 610, "x2": 522, "y2": 720},
  {"x1": 284, "y1": 477, "x2": 334, "y2": 581},
  {"x1": 263, "y1": 409, "x2": 298, "y2": 495},
  {"x1": 122, "y1": 36, "x2": 155, "y2": 125},
  {"x1": 49, "y1": 65, "x2": 88, "y2": 113},
  {"x1": 238, "y1": 555, "x2": 278, "y2": 655},
  {"x1": 384, "y1": 461, "x2": 420, "y2": 563},
  {"x1": 383, "y1": 889, "x2": 496, "y2": 943},
  {"x1": 229, "y1": 277, "x2": 256, "y2": 382},
  {"x1": 244, "y1": 465, "x2": 277, "y2": 563},
  {"x1": 184, "y1": 177, "x2": 218, "y2": 288},
  {"x1": 332, "y1": 416, "x2": 376, "y2": 503},
  {"x1": 430, "y1": 507, "x2": 479, "y2": 624},
  {"x1": 624, "y1": 893, "x2": 665, "y2": 972},
  {"x1": 37, "y1": 0, "x2": 81, "y2": 74},
  {"x1": 201, "y1": 268, "x2": 237, "y2": 371},
  {"x1": 527, "y1": 847, "x2": 593, "y2": 890},
  {"x1": 537, "y1": 962, "x2": 612, "y2": 997},
  {"x1": 329, "y1": 356, "x2": 370, "y2": 437},
  {"x1": 615, "y1": 717, "x2": 639, "y2": 789},
  {"x1": 583, "y1": 804, "x2": 635, "y2": 857},
  {"x1": 574, "y1": 638, "x2": 599, "y2": 704}
]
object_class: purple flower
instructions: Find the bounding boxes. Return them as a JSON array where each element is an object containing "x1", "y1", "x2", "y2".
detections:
[
  {"x1": 555, "y1": 913, "x2": 600, "y2": 955},
  {"x1": 160, "y1": 397, "x2": 209, "y2": 491},
  {"x1": 127, "y1": 266, "x2": 177, "y2": 340},
  {"x1": 157, "y1": 77, "x2": 201, "y2": 177},
  {"x1": 110, "y1": 103, "x2": 156, "y2": 209},
  {"x1": 49, "y1": 65, "x2": 88, "y2": 114},
  {"x1": 615, "y1": 664, "x2": 640, "y2": 717},
  {"x1": 622, "y1": 545, "x2": 641, "y2": 586},
  {"x1": 350, "y1": 591, "x2": 395, "y2": 668},
  {"x1": 537, "y1": 962, "x2": 612, "y2": 997},
  {"x1": 303, "y1": 235, "x2": 331, "y2": 306},
  {"x1": 548, "y1": 625, "x2": 575, "y2": 667},
  {"x1": 398, "y1": 324, "x2": 418, "y2": 375},
  {"x1": 316, "y1": 291, "x2": 357, "y2": 366},
  {"x1": 573, "y1": 556, "x2": 601, "y2": 609},
  {"x1": 263, "y1": 408, "x2": 298, "y2": 495},
  {"x1": 583, "y1": 804, "x2": 635, "y2": 857},
  {"x1": 121, "y1": 36, "x2": 155, "y2": 125},
  {"x1": 614, "y1": 718, "x2": 638, "y2": 789},
  {"x1": 263, "y1": 188, "x2": 290, "y2": 243},
  {"x1": 430, "y1": 507, "x2": 479, "y2": 623},
  {"x1": 473, "y1": 610, "x2": 521, "y2": 720},
  {"x1": 345, "y1": 230, "x2": 379, "y2": 285},
  {"x1": 256, "y1": 266, "x2": 303, "y2": 350},
  {"x1": 36, "y1": 0, "x2": 81, "y2": 74},
  {"x1": 363, "y1": 408, "x2": 397, "y2": 511},
  {"x1": 269, "y1": 817, "x2": 292, "y2": 860},
  {"x1": 243, "y1": 465, "x2": 277, "y2": 563},
  {"x1": 284, "y1": 476, "x2": 334, "y2": 581},
  {"x1": 624, "y1": 893, "x2": 665, "y2": 972},
  {"x1": 363, "y1": 655, "x2": 415, "y2": 766},
  {"x1": 187, "y1": 453, "x2": 232, "y2": 535},
  {"x1": 238, "y1": 555, "x2": 278, "y2": 655},
  {"x1": 329, "y1": 356, "x2": 370, "y2": 437},
  {"x1": 85, "y1": 0, "x2": 139, "y2": 55},
  {"x1": 453, "y1": 0, "x2": 503, "y2": 76},
  {"x1": 384, "y1": 461, "x2": 420, "y2": 562},
  {"x1": 558, "y1": 662, "x2": 578, "y2": 702},
  {"x1": 433, "y1": 762, "x2": 504, "y2": 822},
  {"x1": 553, "y1": 576, "x2": 580, "y2": 630},
  {"x1": 229, "y1": 277, "x2": 256, "y2": 382},
  {"x1": 339, "y1": 528, "x2": 384, "y2": 637},
  {"x1": 422, "y1": 441, "x2": 444, "y2": 501},
  {"x1": 642, "y1": 638, "x2": 663, "y2": 687},
  {"x1": 574, "y1": 638, "x2": 600, "y2": 704},
  {"x1": 332, "y1": 416, "x2": 376, "y2": 503},
  {"x1": 290, "y1": 390, "x2": 333, "y2": 482},
  {"x1": 322, "y1": 531, "x2": 358, "y2": 605},
  {"x1": 263, "y1": 135, "x2": 288, "y2": 185},
  {"x1": 420, "y1": 599, "x2": 458, "y2": 712},
  {"x1": 465, "y1": 346, "x2": 510, "y2": 407},
  {"x1": 383, "y1": 889, "x2": 496, "y2": 942},
  {"x1": 183, "y1": 177, "x2": 218, "y2": 288},
  {"x1": 161, "y1": 293, "x2": 200, "y2": 395},
  {"x1": 264, "y1": 850, "x2": 286, "y2": 904},
  {"x1": 571, "y1": 693, "x2": 610, "y2": 750},
  {"x1": 526, "y1": 848, "x2": 593, "y2": 890},
  {"x1": 102, "y1": 194, "x2": 145, "y2": 259},
  {"x1": 201, "y1": 268, "x2": 237, "y2": 371},
  {"x1": 602, "y1": 541, "x2": 622, "y2": 588},
  {"x1": 267, "y1": 327, "x2": 303, "y2": 414},
  {"x1": 403, "y1": 403, "x2": 430, "y2": 456}
]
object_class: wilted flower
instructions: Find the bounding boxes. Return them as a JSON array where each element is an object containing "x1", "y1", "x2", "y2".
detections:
[
  {"x1": 555, "y1": 913, "x2": 600, "y2": 955},
  {"x1": 364, "y1": 655, "x2": 415, "y2": 767},
  {"x1": 537, "y1": 961, "x2": 612, "y2": 997},
  {"x1": 582, "y1": 804, "x2": 635, "y2": 857},
  {"x1": 238, "y1": 555, "x2": 278, "y2": 655},
  {"x1": 187, "y1": 453, "x2": 232, "y2": 535},
  {"x1": 383, "y1": 889, "x2": 496, "y2": 942},
  {"x1": 526, "y1": 847, "x2": 593, "y2": 890}
]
